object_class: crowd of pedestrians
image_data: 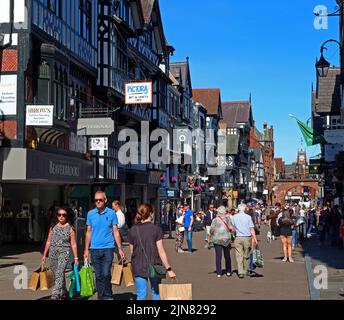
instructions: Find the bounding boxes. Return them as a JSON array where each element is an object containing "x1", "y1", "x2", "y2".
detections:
[{"x1": 41, "y1": 192, "x2": 344, "y2": 300}]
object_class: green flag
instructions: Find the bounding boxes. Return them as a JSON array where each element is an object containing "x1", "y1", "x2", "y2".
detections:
[{"x1": 289, "y1": 114, "x2": 327, "y2": 146}]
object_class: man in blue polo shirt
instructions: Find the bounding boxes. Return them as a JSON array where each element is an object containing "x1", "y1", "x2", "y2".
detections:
[
  {"x1": 231, "y1": 203, "x2": 258, "y2": 279},
  {"x1": 184, "y1": 204, "x2": 194, "y2": 253},
  {"x1": 84, "y1": 191, "x2": 125, "y2": 300}
]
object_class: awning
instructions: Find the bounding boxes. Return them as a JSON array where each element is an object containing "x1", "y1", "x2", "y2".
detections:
[{"x1": 37, "y1": 128, "x2": 65, "y2": 144}]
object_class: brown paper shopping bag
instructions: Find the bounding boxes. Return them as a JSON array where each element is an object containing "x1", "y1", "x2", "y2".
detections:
[
  {"x1": 159, "y1": 283, "x2": 192, "y2": 300},
  {"x1": 123, "y1": 262, "x2": 134, "y2": 287},
  {"x1": 40, "y1": 263, "x2": 55, "y2": 290},
  {"x1": 111, "y1": 259, "x2": 123, "y2": 285},
  {"x1": 28, "y1": 266, "x2": 42, "y2": 291}
]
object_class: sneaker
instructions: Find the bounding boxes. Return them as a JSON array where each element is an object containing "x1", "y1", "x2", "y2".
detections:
[
  {"x1": 177, "y1": 249, "x2": 184, "y2": 253},
  {"x1": 226, "y1": 272, "x2": 232, "y2": 277},
  {"x1": 282, "y1": 257, "x2": 288, "y2": 262},
  {"x1": 288, "y1": 257, "x2": 295, "y2": 263},
  {"x1": 238, "y1": 274, "x2": 245, "y2": 279},
  {"x1": 217, "y1": 275, "x2": 222, "y2": 278}
]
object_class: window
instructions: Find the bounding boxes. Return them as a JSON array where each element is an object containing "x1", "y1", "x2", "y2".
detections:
[
  {"x1": 53, "y1": 65, "x2": 68, "y2": 121},
  {"x1": 79, "y1": 0, "x2": 92, "y2": 42},
  {"x1": 46, "y1": 0, "x2": 63, "y2": 19}
]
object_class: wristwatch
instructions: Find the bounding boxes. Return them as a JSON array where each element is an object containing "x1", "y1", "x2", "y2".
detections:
[{"x1": 167, "y1": 267, "x2": 172, "y2": 272}]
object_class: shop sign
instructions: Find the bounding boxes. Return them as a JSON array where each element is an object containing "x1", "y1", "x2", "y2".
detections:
[
  {"x1": 167, "y1": 190, "x2": 175, "y2": 198},
  {"x1": 26, "y1": 105, "x2": 54, "y2": 126},
  {"x1": 77, "y1": 118, "x2": 114, "y2": 136},
  {"x1": 89, "y1": 137, "x2": 108, "y2": 151},
  {"x1": 0, "y1": 74, "x2": 17, "y2": 115},
  {"x1": 49, "y1": 160, "x2": 80, "y2": 177},
  {"x1": 125, "y1": 81, "x2": 153, "y2": 104}
]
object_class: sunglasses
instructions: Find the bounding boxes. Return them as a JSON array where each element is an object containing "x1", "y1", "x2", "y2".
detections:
[
  {"x1": 57, "y1": 213, "x2": 67, "y2": 217},
  {"x1": 95, "y1": 199, "x2": 105, "y2": 203}
]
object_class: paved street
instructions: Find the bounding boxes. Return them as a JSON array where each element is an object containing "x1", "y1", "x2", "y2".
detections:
[{"x1": 1, "y1": 224, "x2": 333, "y2": 300}]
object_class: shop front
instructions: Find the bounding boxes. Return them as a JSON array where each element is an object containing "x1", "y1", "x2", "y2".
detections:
[{"x1": 0, "y1": 148, "x2": 93, "y2": 244}]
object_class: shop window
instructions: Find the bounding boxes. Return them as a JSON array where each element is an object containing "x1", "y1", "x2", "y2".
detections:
[{"x1": 46, "y1": 0, "x2": 63, "y2": 19}]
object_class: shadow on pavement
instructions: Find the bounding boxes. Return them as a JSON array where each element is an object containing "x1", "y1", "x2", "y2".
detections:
[
  {"x1": 300, "y1": 233, "x2": 344, "y2": 270},
  {"x1": 0, "y1": 244, "x2": 42, "y2": 258},
  {"x1": 0, "y1": 262, "x2": 23, "y2": 269}
]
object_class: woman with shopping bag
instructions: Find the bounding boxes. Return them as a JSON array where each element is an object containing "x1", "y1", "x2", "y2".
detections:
[
  {"x1": 42, "y1": 207, "x2": 79, "y2": 300},
  {"x1": 129, "y1": 204, "x2": 176, "y2": 300}
]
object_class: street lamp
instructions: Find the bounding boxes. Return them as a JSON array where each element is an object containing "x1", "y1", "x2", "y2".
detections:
[{"x1": 315, "y1": 39, "x2": 342, "y2": 78}]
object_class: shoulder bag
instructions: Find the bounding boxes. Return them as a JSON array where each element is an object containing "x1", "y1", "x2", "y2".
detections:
[
  {"x1": 218, "y1": 216, "x2": 233, "y2": 241},
  {"x1": 136, "y1": 225, "x2": 167, "y2": 279}
]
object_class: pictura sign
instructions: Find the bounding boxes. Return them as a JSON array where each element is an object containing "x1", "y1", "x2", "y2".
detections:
[{"x1": 125, "y1": 81, "x2": 153, "y2": 105}]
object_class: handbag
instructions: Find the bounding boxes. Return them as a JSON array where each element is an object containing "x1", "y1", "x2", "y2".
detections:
[
  {"x1": 39, "y1": 263, "x2": 54, "y2": 291},
  {"x1": 252, "y1": 246, "x2": 264, "y2": 268},
  {"x1": 178, "y1": 226, "x2": 185, "y2": 232},
  {"x1": 111, "y1": 258, "x2": 124, "y2": 286},
  {"x1": 28, "y1": 265, "x2": 42, "y2": 291},
  {"x1": 136, "y1": 226, "x2": 167, "y2": 279},
  {"x1": 159, "y1": 282, "x2": 192, "y2": 300},
  {"x1": 79, "y1": 259, "x2": 96, "y2": 297},
  {"x1": 123, "y1": 261, "x2": 135, "y2": 287}
]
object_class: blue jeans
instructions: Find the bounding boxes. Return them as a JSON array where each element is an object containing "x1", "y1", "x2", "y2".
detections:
[
  {"x1": 90, "y1": 248, "x2": 114, "y2": 300},
  {"x1": 249, "y1": 253, "x2": 256, "y2": 272},
  {"x1": 135, "y1": 277, "x2": 161, "y2": 300},
  {"x1": 292, "y1": 229, "x2": 297, "y2": 247},
  {"x1": 185, "y1": 229, "x2": 193, "y2": 252}
]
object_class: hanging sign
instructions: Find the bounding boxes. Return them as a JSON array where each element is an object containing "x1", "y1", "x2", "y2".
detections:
[{"x1": 125, "y1": 81, "x2": 153, "y2": 104}]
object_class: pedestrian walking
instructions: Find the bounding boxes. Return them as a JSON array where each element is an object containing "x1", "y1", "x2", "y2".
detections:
[
  {"x1": 278, "y1": 210, "x2": 295, "y2": 262},
  {"x1": 328, "y1": 205, "x2": 342, "y2": 246},
  {"x1": 269, "y1": 210, "x2": 279, "y2": 239},
  {"x1": 204, "y1": 204, "x2": 217, "y2": 247},
  {"x1": 112, "y1": 200, "x2": 129, "y2": 242},
  {"x1": 183, "y1": 204, "x2": 194, "y2": 253},
  {"x1": 128, "y1": 204, "x2": 176, "y2": 300},
  {"x1": 84, "y1": 191, "x2": 125, "y2": 300},
  {"x1": 42, "y1": 207, "x2": 79, "y2": 300},
  {"x1": 175, "y1": 204, "x2": 185, "y2": 253},
  {"x1": 290, "y1": 209, "x2": 297, "y2": 249},
  {"x1": 318, "y1": 207, "x2": 329, "y2": 246},
  {"x1": 208, "y1": 206, "x2": 233, "y2": 278},
  {"x1": 231, "y1": 203, "x2": 258, "y2": 279}
]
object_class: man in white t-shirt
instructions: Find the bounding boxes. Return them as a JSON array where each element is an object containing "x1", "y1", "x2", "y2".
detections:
[{"x1": 112, "y1": 200, "x2": 129, "y2": 245}]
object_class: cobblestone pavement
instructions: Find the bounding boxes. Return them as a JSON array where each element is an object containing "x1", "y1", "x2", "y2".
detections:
[{"x1": 0, "y1": 224, "x2": 321, "y2": 300}]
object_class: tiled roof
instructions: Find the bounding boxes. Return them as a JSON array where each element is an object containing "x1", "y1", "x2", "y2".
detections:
[
  {"x1": 221, "y1": 101, "x2": 252, "y2": 128},
  {"x1": 313, "y1": 67, "x2": 341, "y2": 114},
  {"x1": 170, "y1": 62, "x2": 188, "y2": 88},
  {"x1": 192, "y1": 89, "x2": 221, "y2": 116},
  {"x1": 140, "y1": 0, "x2": 155, "y2": 24}
]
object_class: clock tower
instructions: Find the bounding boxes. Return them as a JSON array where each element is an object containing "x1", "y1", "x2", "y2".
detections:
[{"x1": 294, "y1": 149, "x2": 308, "y2": 179}]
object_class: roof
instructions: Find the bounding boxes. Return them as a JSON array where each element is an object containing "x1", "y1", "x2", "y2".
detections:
[
  {"x1": 313, "y1": 67, "x2": 341, "y2": 114},
  {"x1": 221, "y1": 101, "x2": 253, "y2": 128},
  {"x1": 140, "y1": 0, "x2": 155, "y2": 24},
  {"x1": 170, "y1": 62, "x2": 190, "y2": 89},
  {"x1": 192, "y1": 89, "x2": 222, "y2": 117}
]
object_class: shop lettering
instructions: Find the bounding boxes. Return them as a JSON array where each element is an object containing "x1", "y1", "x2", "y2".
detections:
[
  {"x1": 127, "y1": 84, "x2": 149, "y2": 95},
  {"x1": 28, "y1": 107, "x2": 52, "y2": 113},
  {"x1": 49, "y1": 161, "x2": 80, "y2": 177}
]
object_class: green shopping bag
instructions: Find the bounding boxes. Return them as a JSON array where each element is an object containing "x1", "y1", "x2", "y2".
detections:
[
  {"x1": 68, "y1": 271, "x2": 77, "y2": 299},
  {"x1": 79, "y1": 259, "x2": 96, "y2": 298}
]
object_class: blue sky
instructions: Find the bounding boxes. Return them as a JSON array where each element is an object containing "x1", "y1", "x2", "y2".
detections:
[{"x1": 160, "y1": 0, "x2": 340, "y2": 164}]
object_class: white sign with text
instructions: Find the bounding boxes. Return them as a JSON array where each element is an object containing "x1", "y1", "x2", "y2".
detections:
[
  {"x1": 125, "y1": 82, "x2": 153, "y2": 104},
  {"x1": 0, "y1": 75, "x2": 17, "y2": 115},
  {"x1": 26, "y1": 105, "x2": 54, "y2": 126},
  {"x1": 89, "y1": 137, "x2": 108, "y2": 151}
]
